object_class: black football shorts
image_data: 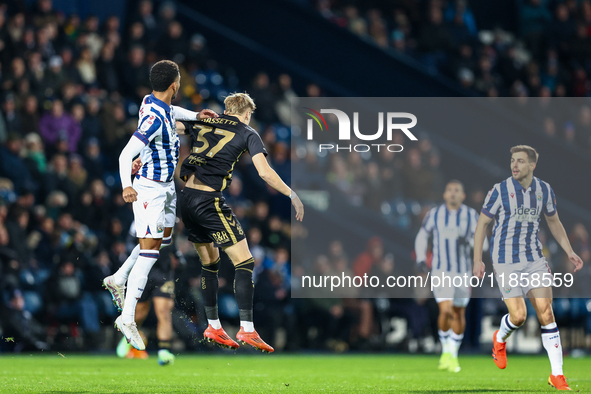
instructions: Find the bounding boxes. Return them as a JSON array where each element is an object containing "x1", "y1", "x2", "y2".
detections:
[
  {"x1": 139, "y1": 268, "x2": 175, "y2": 302},
  {"x1": 179, "y1": 188, "x2": 246, "y2": 247}
]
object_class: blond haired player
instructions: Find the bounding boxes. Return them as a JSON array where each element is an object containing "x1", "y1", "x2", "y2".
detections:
[{"x1": 177, "y1": 92, "x2": 304, "y2": 352}]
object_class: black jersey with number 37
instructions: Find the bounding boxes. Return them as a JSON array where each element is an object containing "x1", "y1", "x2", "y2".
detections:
[{"x1": 179, "y1": 114, "x2": 267, "y2": 191}]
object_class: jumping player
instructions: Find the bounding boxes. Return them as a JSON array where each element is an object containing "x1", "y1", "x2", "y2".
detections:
[
  {"x1": 473, "y1": 145, "x2": 583, "y2": 391},
  {"x1": 415, "y1": 180, "x2": 484, "y2": 373},
  {"x1": 103, "y1": 60, "x2": 217, "y2": 350},
  {"x1": 177, "y1": 92, "x2": 304, "y2": 353},
  {"x1": 115, "y1": 222, "x2": 176, "y2": 366}
]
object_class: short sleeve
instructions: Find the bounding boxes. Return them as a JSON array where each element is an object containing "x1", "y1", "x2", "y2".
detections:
[
  {"x1": 482, "y1": 185, "x2": 501, "y2": 218},
  {"x1": 246, "y1": 130, "x2": 267, "y2": 157},
  {"x1": 133, "y1": 115, "x2": 162, "y2": 145},
  {"x1": 543, "y1": 184, "x2": 557, "y2": 216}
]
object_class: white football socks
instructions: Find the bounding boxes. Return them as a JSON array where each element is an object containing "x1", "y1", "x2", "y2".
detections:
[
  {"x1": 113, "y1": 244, "x2": 140, "y2": 286},
  {"x1": 497, "y1": 313, "x2": 522, "y2": 343},
  {"x1": 541, "y1": 322, "x2": 563, "y2": 376},
  {"x1": 449, "y1": 331, "x2": 464, "y2": 358},
  {"x1": 438, "y1": 329, "x2": 451, "y2": 353},
  {"x1": 208, "y1": 319, "x2": 222, "y2": 330},
  {"x1": 121, "y1": 250, "x2": 159, "y2": 324},
  {"x1": 113, "y1": 236, "x2": 172, "y2": 287},
  {"x1": 241, "y1": 321, "x2": 254, "y2": 332}
]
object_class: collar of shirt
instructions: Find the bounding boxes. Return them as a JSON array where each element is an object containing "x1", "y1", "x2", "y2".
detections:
[
  {"x1": 148, "y1": 93, "x2": 171, "y2": 114},
  {"x1": 511, "y1": 176, "x2": 537, "y2": 193}
]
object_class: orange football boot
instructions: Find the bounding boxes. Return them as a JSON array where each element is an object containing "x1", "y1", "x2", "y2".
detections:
[
  {"x1": 203, "y1": 325, "x2": 239, "y2": 349},
  {"x1": 548, "y1": 375, "x2": 571, "y2": 391},
  {"x1": 126, "y1": 348, "x2": 149, "y2": 359},
  {"x1": 236, "y1": 328, "x2": 274, "y2": 353},
  {"x1": 492, "y1": 330, "x2": 507, "y2": 369}
]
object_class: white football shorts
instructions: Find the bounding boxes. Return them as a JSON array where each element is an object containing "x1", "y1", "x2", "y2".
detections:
[
  {"x1": 493, "y1": 257, "x2": 553, "y2": 299},
  {"x1": 431, "y1": 271, "x2": 471, "y2": 307},
  {"x1": 132, "y1": 175, "x2": 177, "y2": 239}
]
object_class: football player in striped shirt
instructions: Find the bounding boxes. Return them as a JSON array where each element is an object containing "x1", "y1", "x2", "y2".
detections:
[
  {"x1": 103, "y1": 60, "x2": 217, "y2": 351},
  {"x1": 473, "y1": 145, "x2": 583, "y2": 391},
  {"x1": 415, "y1": 180, "x2": 484, "y2": 373}
]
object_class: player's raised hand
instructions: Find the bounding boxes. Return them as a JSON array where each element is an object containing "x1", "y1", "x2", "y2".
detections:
[
  {"x1": 569, "y1": 252, "x2": 584, "y2": 272},
  {"x1": 132, "y1": 158, "x2": 142, "y2": 175},
  {"x1": 292, "y1": 195, "x2": 304, "y2": 222},
  {"x1": 122, "y1": 186, "x2": 138, "y2": 203},
  {"x1": 473, "y1": 260, "x2": 485, "y2": 278},
  {"x1": 197, "y1": 109, "x2": 218, "y2": 120}
]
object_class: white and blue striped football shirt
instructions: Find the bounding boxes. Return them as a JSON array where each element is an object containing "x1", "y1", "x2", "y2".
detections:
[
  {"x1": 482, "y1": 176, "x2": 557, "y2": 264},
  {"x1": 132, "y1": 94, "x2": 180, "y2": 183},
  {"x1": 415, "y1": 204, "x2": 480, "y2": 274}
]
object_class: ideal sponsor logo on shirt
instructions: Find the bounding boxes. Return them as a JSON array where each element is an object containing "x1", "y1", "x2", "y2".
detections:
[{"x1": 514, "y1": 206, "x2": 540, "y2": 222}]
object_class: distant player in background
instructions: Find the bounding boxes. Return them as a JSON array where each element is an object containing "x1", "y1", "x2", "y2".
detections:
[
  {"x1": 177, "y1": 92, "x2": 304, "y2": 353},
  {"x1": 103, "y1": 60, "x2": 217, "y2": 350},
  {"x1": 116, "y1": 222, "x2": 176, "y2": 366},
  {"x1": 415, "y1": 180, "x2": 485, "y2": 373},
  {"x1": 473, "y1": 145, "x2": 583, "y2": 391}
]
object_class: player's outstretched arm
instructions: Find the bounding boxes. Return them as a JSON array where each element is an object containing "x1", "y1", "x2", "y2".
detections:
[
  {"x1": 119, "y1": 137, "x2": 146, "y2": 203},
  {"x1": 473, "y1": 212, "x2": 492, "y2": 278},
  {"x1": 173, "y1": 106, "x2": 218, "y2": 134},
  {"x1": 251, "y1": 153, "x2": 304, "y2": 221},
  {"x1": 546, "y1": 212, "x2": 584, "y2": 272}
]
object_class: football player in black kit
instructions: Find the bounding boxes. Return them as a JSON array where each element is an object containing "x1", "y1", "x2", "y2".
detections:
[{"x1": 176, "y1": 92, "x2": 304, "y2": 353}]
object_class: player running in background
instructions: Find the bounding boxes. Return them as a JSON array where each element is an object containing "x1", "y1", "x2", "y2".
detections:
[
  {"x1": 103, "y1": 60, "x2": 217, "y2": 350},
  {"x1": 473, "y1": 145, "x2": 583, "y2": 391},
  {"x1": 115, "y1": 222, "x2": 177, "y2": 366},
  {"x1": 415, "y1": 180, "x2": 485, "y2": 373},
  {"x1": 177, "y1": 92, "x2": 304, "y2": 353}
]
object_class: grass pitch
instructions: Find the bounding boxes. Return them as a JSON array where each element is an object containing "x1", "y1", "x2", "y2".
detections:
[{"x1": 0, "y1": 353, "x2": 589, "y2": 393}]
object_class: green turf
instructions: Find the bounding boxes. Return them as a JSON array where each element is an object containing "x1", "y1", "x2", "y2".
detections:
[{"x1": 0, "y1": 353, "x2": 589, "y2": 393}]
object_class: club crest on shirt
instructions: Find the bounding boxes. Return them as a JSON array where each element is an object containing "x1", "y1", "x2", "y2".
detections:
[{"x1": 536, "y1": 191, "x2": 543, "y2": 201}]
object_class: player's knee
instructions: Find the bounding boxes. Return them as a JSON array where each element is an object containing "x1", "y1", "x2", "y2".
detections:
[
  {"x1": 439, "y1": 305, "x2": 453, "y2": 319},
  {"x1": 510, "y1": 311, "x2": 527, "y2": 327}
]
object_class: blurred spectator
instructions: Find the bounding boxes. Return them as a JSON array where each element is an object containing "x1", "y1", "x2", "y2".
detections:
[
  {"x1": 20, "y1": 95, "x2": 40, "y2": 134},
  {"x1": 156, "y1": 21, "x2": 187, "y2": 59},
  {"x1": 2, "y1": 95, "x2": 21, "y2": 136},
  {"x1": 119, "y1": 46, "x2": 151, "y2": 100},
  {"x1": 46, "y1": 259, "x2": 101, "y2": 344},
  {"x1": 39, "y1": 100, "x2": 82, "y2": 154},
  {"x1": 133, "y1": 0, "x2": 159, "y2": 46},
  {"x1": 0, "y1": 134, "x2": 33, "y2": 193},
  {"x1": 1, "y1": 286, "x2": 48, "y2": 351},
  {"x1": 76, "y1": 47, "x2": 97, "y2": 86},
  {"x1": 352, "y1": 236, "x2": 384, "y2": 277},
  {"x1": 250, "y1": 72, "x2": 278, "y2": 124},
  {"x1": 96, "y1": 42, "x2": 119, "y2": 93},
  {"x1": 520, "y1": 0, "x2": 551, "y2": 60},
  {"x1": 418, "y1": 7, "x2": 453, "y2": 73}
]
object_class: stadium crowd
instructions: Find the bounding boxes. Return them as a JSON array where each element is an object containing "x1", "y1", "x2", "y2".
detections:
[
  {"x1": 0, "y1": 0, "x2": 297, "y2": 352},
  {"x1": 316, "y1": 0, "x2": 591, "y2": 154}
]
